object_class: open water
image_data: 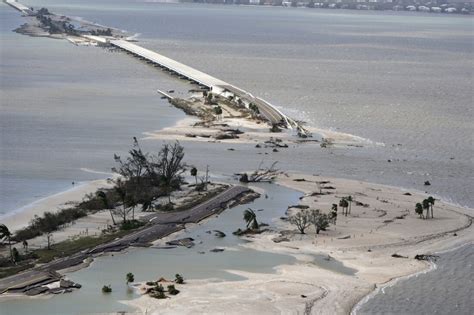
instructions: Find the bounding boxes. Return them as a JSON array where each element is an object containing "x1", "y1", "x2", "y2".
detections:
[{"x1": 1, "y1": 1, "x2": 472, "y2": 314}]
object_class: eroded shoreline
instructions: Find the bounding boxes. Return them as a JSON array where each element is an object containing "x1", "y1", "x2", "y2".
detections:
[{"x1": 121, "y1": 173, "x2": 473, "y2": 314}]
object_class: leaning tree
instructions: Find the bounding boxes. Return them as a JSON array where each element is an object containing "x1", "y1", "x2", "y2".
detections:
[
  {"x1": 0, "y1": 224, "x2": 13, "y2": 262},
  {"x1": 243, "y1": 208, "x2": 259, "y2": 230}
]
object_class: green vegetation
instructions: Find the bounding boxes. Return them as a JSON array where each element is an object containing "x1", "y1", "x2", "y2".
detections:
[
  {"x1": 102, "y1": 285, "x2": 112, "y2": 293},
  {"x1": 309, "y1": 210, "x2": 330, "y2": 234},
  {"x1": 0, "y1": 263, "x2": 35, "y2": 279},
  {"x1": 126, "y1": 272, "x2": 135, "y2": 284},
  {"x1": 12, "y1": 139, "x2": 186, "y2": 243},
  {"x1": 33, "y1": 230, "x2": 131, "y2": 264},
  {"x1": 289, "y1": 210, "x2": 310, "y2": 234},
  {"x1": 0, "y1": 224, "x2": 13, "y2": 262},
  {"x1": 415, "y1": 202, "x2": 424, "y2": 218},
  {"x1": 289, "y1": 209, "x2": 331, "y2": 236},
  {"x1": 190, "y1": 167, "x2": 198, "y2": 186},
  {"x1": 249, "y1": 103, "x2": 260, "y2": 115},
  {"x1": 243, "y1": 208, "x2": 259, "y2": 230},
  {"x1": 35, "y1": 8, "x2": 79, "y2": 35},
  {"x1": 146, "y1": 276, "x2": 184, "y2": 299},
  {"x1": 150, "y1": 290, "x2": 166, "y2": 299},
  {"x1": 14, "y1": 208, "x2": 88, "y2": 242},
  {"x1": 213, "y1": 105, "x2": 223, "y2": 117},
  {"x1": 167, "y1": 284, "x2": 180, "y2": 295},
  {"x1": 148, "y1": 283, "x2": 167, "y2": 299},
  {"x1": 112, "y1": 139, "x2": 186, "y2": 216},
  {"x1": 90, "y1": 28, "x2": 113, "y2": 36},
  {"x1": 331, "y1": 204, "x2": 338, "y2": 225},
  {"x1": 11, "y1": 248, "x2": 20, "y2": 263},
  {"x1": 175, "y1": 274, "x2": 184, "y2": 284},
  {"x1": 339, "y1": 198, "x2": 349, "y2": 217},
  {"x1": 416, "y1": 196, "x2": 436, "y2": 219}
]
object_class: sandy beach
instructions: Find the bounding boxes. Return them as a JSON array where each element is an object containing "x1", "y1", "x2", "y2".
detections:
[
  {"x1": 0, "y1": 179, "x2": 113, "y2": 233},
  {"x1": 124, "y1": 173, "x2": 473, "y2": 314},
  {"x1": 142, "y1": 115, "x2": 376, "y2": 148}
]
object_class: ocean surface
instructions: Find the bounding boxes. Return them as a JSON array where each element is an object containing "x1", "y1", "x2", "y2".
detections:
[
  {"x1": 1, "y1": 1, "x2": 473, "y2": 314},
  {"x1": 357, "y1": 244, "x2": 474, "y2": 315}
]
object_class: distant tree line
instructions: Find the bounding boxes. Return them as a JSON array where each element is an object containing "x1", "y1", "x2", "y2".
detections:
[{"x1": 90, "y1": 28, "x2": 113, "y2": 36}]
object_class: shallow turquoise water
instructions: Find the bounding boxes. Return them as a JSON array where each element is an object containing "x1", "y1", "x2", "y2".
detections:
[{"x1": 0, "y1": 183, "x2": 305, "y2": 315}]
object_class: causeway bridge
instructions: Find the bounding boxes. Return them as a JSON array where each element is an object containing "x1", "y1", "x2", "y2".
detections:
[
  {"x1": 4, "y1": 0, "x2": 308, "y2": 134},
  {"x1": 4, "y1": 0, "x2": 32, "y2": 14},
  {"x1": 84, "y1": 35, "x2": 304, "y2": 131},
  {"x1": 108, "y1": 38, "x2": 302, "y2": 130}
]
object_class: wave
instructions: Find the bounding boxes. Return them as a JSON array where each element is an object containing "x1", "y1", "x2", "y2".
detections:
[
  {"x1": 80, "y1": 168, "x2": 115, "y2": 177},
  {"x1": 351, "y1": 260, "x2": 437, "y2": 315},
  {"x1": 351, "y1": 243, "x2": 473, "y2": 315}
]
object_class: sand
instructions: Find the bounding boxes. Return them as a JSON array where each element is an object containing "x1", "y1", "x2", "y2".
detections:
[
  {"x1": 124, "y1": 173, "x2": 473, "y2": 315},
  {"x1": 142, "y1": 116, "x2": 372, "y2": 147},
  {"x1": 1, "y1": 163, "x2": 471, "y2": 314},
  {"x1": 0, "y1": 179, "x2": 113, "y2": 233}
]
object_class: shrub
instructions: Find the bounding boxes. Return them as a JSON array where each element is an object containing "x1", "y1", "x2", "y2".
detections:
[
  {"x1": 126, "y1": 272, "x2": 134, "y2": 284},
  {"x1": 12, "y1": 248, "x2": 20, "y2": 263},
  {"x1": 154, "y1": 284, "x2": 164, "y2": 293},
  {"x1": 150, "y1": 291, "x2": 166, "y2": 299},
  {"x1": 102, "y1": 285, "x2": 112, "y2": 293},
  {"x1": 175, "y1": 274, "x2": 184, "y2": 284},
  {"x1": 167, "y1": 285, "x2": 180, "y2": 295},
  {"x1": 120, "y1": 220, "x2": 143, "y2": 231}
]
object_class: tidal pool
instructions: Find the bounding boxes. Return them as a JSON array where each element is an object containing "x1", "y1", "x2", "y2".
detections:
[{"x1": 0, "y1": 182, "x2": 301, "y2": 315}]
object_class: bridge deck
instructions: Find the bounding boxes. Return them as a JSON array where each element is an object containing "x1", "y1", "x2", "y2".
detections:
[
  {"x1": 4, "y1": 0, "x2": 31, "y2": 13},
  {"x1": 109, "y1": 39, "x2": 290, "y2": 126},
  {"x1": 110, "y1": 39, "x2": 228, "y2": 88}
]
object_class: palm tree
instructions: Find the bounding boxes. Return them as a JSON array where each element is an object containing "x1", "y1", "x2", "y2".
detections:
[
  {"x1": 243, "y1": 208, "x2": 259, "y2": 230},
  {"x1": 422, "y1": 199, "x2": 431, "y2": 219},
  {"x1": 22, "y1": 240, "x2": 28, "y2": 254},
  {"x1": 339, "y1": 198, "x2": 349, "y2": 216},
  {"x1": 415, "y1": 202, "x2": 424, "y2": 219},
  {"x1": 0, "y1": 224, "x2": 13, "y2": 262},
  {"x1": 97, "y1": 191, "x2": 116, "y2": 225},
  {"x1": 427, "y1": 196, "x2": 435, "y2": 218},
  {"x1": 346, "y1": 196, "x2": 353, "y2": 214},
  {"x1": 331, "y1": 204, "x2": 338, "y2": 224},
  {"x1": 126, "y1": 272, "x2": 134, "y2": 284},
  {"x1": 190, "y1": 167, "x2": 198, "y2": 186}
]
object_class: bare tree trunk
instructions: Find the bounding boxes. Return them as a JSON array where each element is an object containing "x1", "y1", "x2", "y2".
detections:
[
  {"x1": 109, "y1": 210, "x2": 116, "y2": 225},
  {"x1": 8, "y1": 238, "x2": 13, "y2": 262}
]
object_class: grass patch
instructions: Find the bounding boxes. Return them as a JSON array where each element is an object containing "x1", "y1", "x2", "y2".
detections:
[
  {"x1": 0, "y1": 263, "x2": 35, "y2": 279},
  {"x1": 34, "y1": 229, "x2": 133, "y2": 264},
  {"x1": 173, "y1": 185, "x2": 228, "y2": 212}
]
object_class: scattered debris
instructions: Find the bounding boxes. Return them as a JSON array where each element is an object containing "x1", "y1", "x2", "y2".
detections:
[
  {"x1": 391, "y1": 253, "x2": 408, "y2": 258},
  {"x1": 272, "y1": 236, "x2": 290, "y2": 243},
  {"x1": 209, "y1": 248, "x2": 225, "y2": 253},
  {"x1": 166, "y1": 238, "x2": 195, "y2": 248},
  {"x1": 414, "y1": 254, "x2": 439, "y2": 261},
  {"x1": 338, "y1": 235, "x2": 351, "y2": 239},
  {"x1": 213, "y1": 230, "x2": 226, "y2": 238}
]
